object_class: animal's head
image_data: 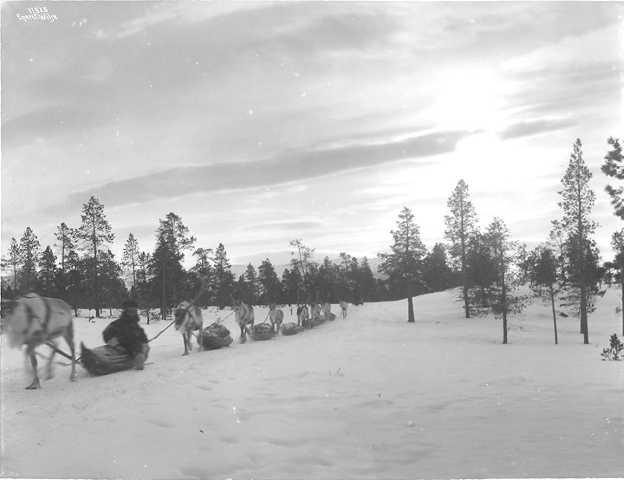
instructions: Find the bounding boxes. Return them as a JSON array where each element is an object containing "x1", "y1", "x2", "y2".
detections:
[
  {"x1": 269, "y1": 303, "x2": 276, "y2": 310},
  {"x1": 5, "y1": 299, "x2": 32, "y2": 348}
]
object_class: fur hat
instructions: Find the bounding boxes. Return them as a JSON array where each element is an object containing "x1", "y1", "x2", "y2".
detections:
[{"x1": 122, "y1": 299, "x2": 138, "y2": 309}]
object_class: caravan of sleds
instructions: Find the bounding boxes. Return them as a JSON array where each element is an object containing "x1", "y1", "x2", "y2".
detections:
[{"x1": 2, "y1": 292, "x2": 350, "y2": 389}]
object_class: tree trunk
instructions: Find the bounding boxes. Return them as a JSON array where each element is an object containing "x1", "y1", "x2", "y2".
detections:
[
  {"x1": 580, "y1": 284, "x2": 589, "y2": 344},
  {"x1": 462, "y1": 283, "x2": 469, "y2": 319},
  {"x1": 160, "y1": 264, "x2": 166, "y2": 323},
  {"x1": 502, "y1": 276, "x2": 507, "y2": 344},
  {"x1": 407, "y1": 295, "x2": 415, "y2": 323},
  {"x1": 621, "y1": 275, "x2": 624, "y2": 336},
  {"x1": 550, "y1": 285, "x2": 558, "y2": 345},
  {"x1": 93, "y1": 233, "x2": 100, "y2": 318}
]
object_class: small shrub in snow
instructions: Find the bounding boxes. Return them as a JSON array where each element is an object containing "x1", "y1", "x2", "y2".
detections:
[{"x1": 601, "y1": 334, "x2": 624, "y2": 361}]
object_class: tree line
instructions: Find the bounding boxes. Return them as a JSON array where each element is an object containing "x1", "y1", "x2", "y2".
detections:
[
  {"x1": 3, "y1": 136, "x2": 623, "y2": 342},
  {"x1": 1, "y1": 202, "x2": 460, "y2": 321},
  {"x1": 378, "y1": 137, "x2": 624, "y2": 343}
]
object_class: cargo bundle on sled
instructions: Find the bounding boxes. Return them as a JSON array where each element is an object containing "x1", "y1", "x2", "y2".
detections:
[
  {"x1": 80, "y1": 342, "x2": 138, "y2": 376},
  {"x1": 281, "y1": 322, "x2": 303, "y2": 336},
  {"x1": 325, "y1": 312, "x2": 336, "y2": 321},
  {"x1": 251, "y1": 322, "x2": 275, "y2": 341},
  {"x1": 198, "y1": 322, "x2": 233, "y2": 350}
]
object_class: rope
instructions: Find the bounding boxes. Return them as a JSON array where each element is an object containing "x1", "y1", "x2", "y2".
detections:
[{"x1": 147, "y1": 319, "x2": 176, "y2": 343}]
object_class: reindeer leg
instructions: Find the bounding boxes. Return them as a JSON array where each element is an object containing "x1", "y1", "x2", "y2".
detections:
[
  {"x1": 46, "y1": 340, "x2": 57, "y2": 380},
  {"x1": 25, "y1": 347, "x2": 41, "y2": 390},
  {"x1": 65, "y1": 326, "x2": 77, "y2": 382},
  {"x1": 182, "y1": 333, "x2": 189, "y2": 356}
]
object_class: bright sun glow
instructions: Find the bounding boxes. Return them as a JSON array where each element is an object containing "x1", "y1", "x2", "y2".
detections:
[{"x1": 428, "y1": 66, "x2": 507, "y2": 132}]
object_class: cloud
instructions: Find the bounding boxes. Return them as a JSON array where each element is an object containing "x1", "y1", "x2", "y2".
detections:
[
  {"x1": 2, "y1": 105, "x2": 111, "y2": 147},
  {"x1": 499, "y1": 118, "x2": 577, "y2": 140},
  {"x1": 243, "y1": 220, "x2": 325, "y2": 232},
  {"x1": 63, "y1": 129, "x2": 467, "y2": 209}
]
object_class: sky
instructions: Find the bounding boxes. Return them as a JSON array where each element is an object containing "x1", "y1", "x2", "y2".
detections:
[{"x1": 2, "y1": 1, "x2": 624, "y2": 267}]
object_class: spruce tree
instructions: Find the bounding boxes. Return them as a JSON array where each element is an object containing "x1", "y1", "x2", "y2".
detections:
[
  {"x1": 54, "y1": 222, "x2": 75, "y2": 273},
  {"x1": 258, "y1": 258, "x2": 281, "y2": 304},
  {"x1": 422, "y1": 243, "x2": 455, "y2": 293},
  {"x1": 150, "y1": 212, "x2": 195, "y2": 318},
  {"x1": 558, "y1": 138, "x2": 598, "y2": 344},
  {"x1": 1, "y1": 237, "x2": 21, "y2": 292},
  {"x1": 601, "y1": 137, "x2": 624, "y2": 219},
  {"x1": 191, "y1": 247, "x2": 214, "y2": 306},
  {"x1": 122, "y1": 233, "x2": 140, "y2": 292},
  {"x1": 213, "y1": 243, "x2": 234, "y2": 308},
  {"x1": 38, "y1": 246, "x2": 57, "y2": 296},
  {"x1": 611, "y1": 229, "x2": 624, "y2": 336},
  {"x1": 528, "y1": 245, "x2": 560, "y2": 344},
  {"x1": 243, "y1": 263, "x2": 259, "y2": 304},
  {"x1": 445, "y1": 179, "x2": 478, "y2": 318},
  {"x1": 19, "y1": 227, "x2": 41, "y2": 292},
  {"x1": 378, "y1": 207, "x2": 426, "y2": 323},
  {"x1": 76, "y1": 196, "x2": 115, "y2": 317}
]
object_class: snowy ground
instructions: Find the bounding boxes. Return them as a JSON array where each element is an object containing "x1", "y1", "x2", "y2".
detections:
[{"x1": 1, "y1": 289, "x2": 623, "y2": 479}]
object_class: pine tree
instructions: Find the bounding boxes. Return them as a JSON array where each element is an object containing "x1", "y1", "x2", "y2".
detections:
[
  {"x1": 558, "y1": 138, "x2": 598, "y2": 344},
  {"x1": 601, "y1": 137, "x2": 624, "y2": 219},
  {"x1": 445, "y1": 179, "x2": 478, "y2": 318},
  {"x1": 75, "y1": 196, "x2": 115, "y2": 317},
  {"x1": 38, "y1": 246, "x2": 57, "y2": 296},
  {"x1": 289, "y1": 239, "x2": 315, "y2": 301},
  {"x1": 1, "y1": 237, "x2": 21, "y2": 292},
  {"x1": 378, "y1": 207, "x2": 427, "y2": 323},
  {"x1": 122, "y1": 233, "x2": 140, "y2": 292},
  {"x1": 213, "y1": 243, "x2": 234, "y2": 308},
  {"x1": 611, "y1": 229, "x2": 624, "y2": 336},
  {"x1": 528, "y1": 245, "x2": 560, "y2": 344},
  {"x1": 19, "y1": 226, "x2": 41, "y2": 292},
  {"x1": 54, "y1": 222, "x2": 75, "y2": 273},
  {"x1": 485, "y1": 218, "x2": 525, "y2": 344},
  {"x1": 258, "y1": 258, "x2": 281, "y2": 304}
]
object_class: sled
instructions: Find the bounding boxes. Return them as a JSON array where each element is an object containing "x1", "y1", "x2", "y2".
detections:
[
  {"x1": 311, "y1": 315, "x2": 325, "y2": 327},
  {"x1": 281, "y1": 322, "x2": 303, "y2": 336},
  {"x1": 252, "y1": 322, "x2": 275, "y2": 341},
  {"x1": 325, "y1": 312, "x2": 336, "y2": 321},
  {"x1": 199, "y1": 323, "x2": 233, "y2": 350},
  {"x1": 80, "y1": 342, "x2": 136, "y2": 376}
]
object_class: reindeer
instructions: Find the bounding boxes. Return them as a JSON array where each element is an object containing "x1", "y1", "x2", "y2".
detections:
[
  {"x1": 268, "y1": 303, "x2": 284, "y2": 334},
  {"x1": 340, "y1": 301, "x2": 348, "y2": 319},
  {"x1": 233, "y1": 301, "x2": 254, "y2": 343},
  {"x1": 5, "y1": 293, "x2": 77, "y2": 389},
  {"x1": 174, "y1": 301, "x2": 204, "y2": 355},
  {"x1": 297, "y1": 304, "x2": 311, "y2": 329}
]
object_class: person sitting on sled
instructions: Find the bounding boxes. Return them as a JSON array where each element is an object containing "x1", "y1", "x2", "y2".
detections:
[{"x1": 102, "y1": 299, "x2": 149, "y2": 370}]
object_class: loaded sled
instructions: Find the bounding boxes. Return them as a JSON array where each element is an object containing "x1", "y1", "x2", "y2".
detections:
[
  {"x1": 251, "y1": 322, "x2": 275, "y2": 341},
  {"x1": 281, "y1": 322, "x2": 303, "y2": 336},
  {"x1": 80, "y1": 342, "x2": 141, "y2": 376},
  {"x1": 198, "y1": 323, "x2": 233, "y2": 350}
]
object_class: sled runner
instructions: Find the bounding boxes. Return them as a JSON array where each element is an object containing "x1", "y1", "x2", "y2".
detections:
[
  {"x1": 80, "y1": 342, "x2": 137, "y2": 376},
  {"x1": 281, "y1": 322, "x2": 303, "y2": 336},
  {"x1": 198, "y1": 323, "x2": 233, "y2": 350},
  {"x1": 251, "y1": 322, "x2": 275, "y2": 341}
]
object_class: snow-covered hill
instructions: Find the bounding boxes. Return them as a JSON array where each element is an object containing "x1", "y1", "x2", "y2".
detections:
[{"x1": 1, "y1": 289, "x2": 622, "y2": 478}]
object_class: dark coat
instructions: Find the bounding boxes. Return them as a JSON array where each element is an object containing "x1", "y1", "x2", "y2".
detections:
[{"x1": 102, "y1": 311, "x2": 148, "y2": 356}]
